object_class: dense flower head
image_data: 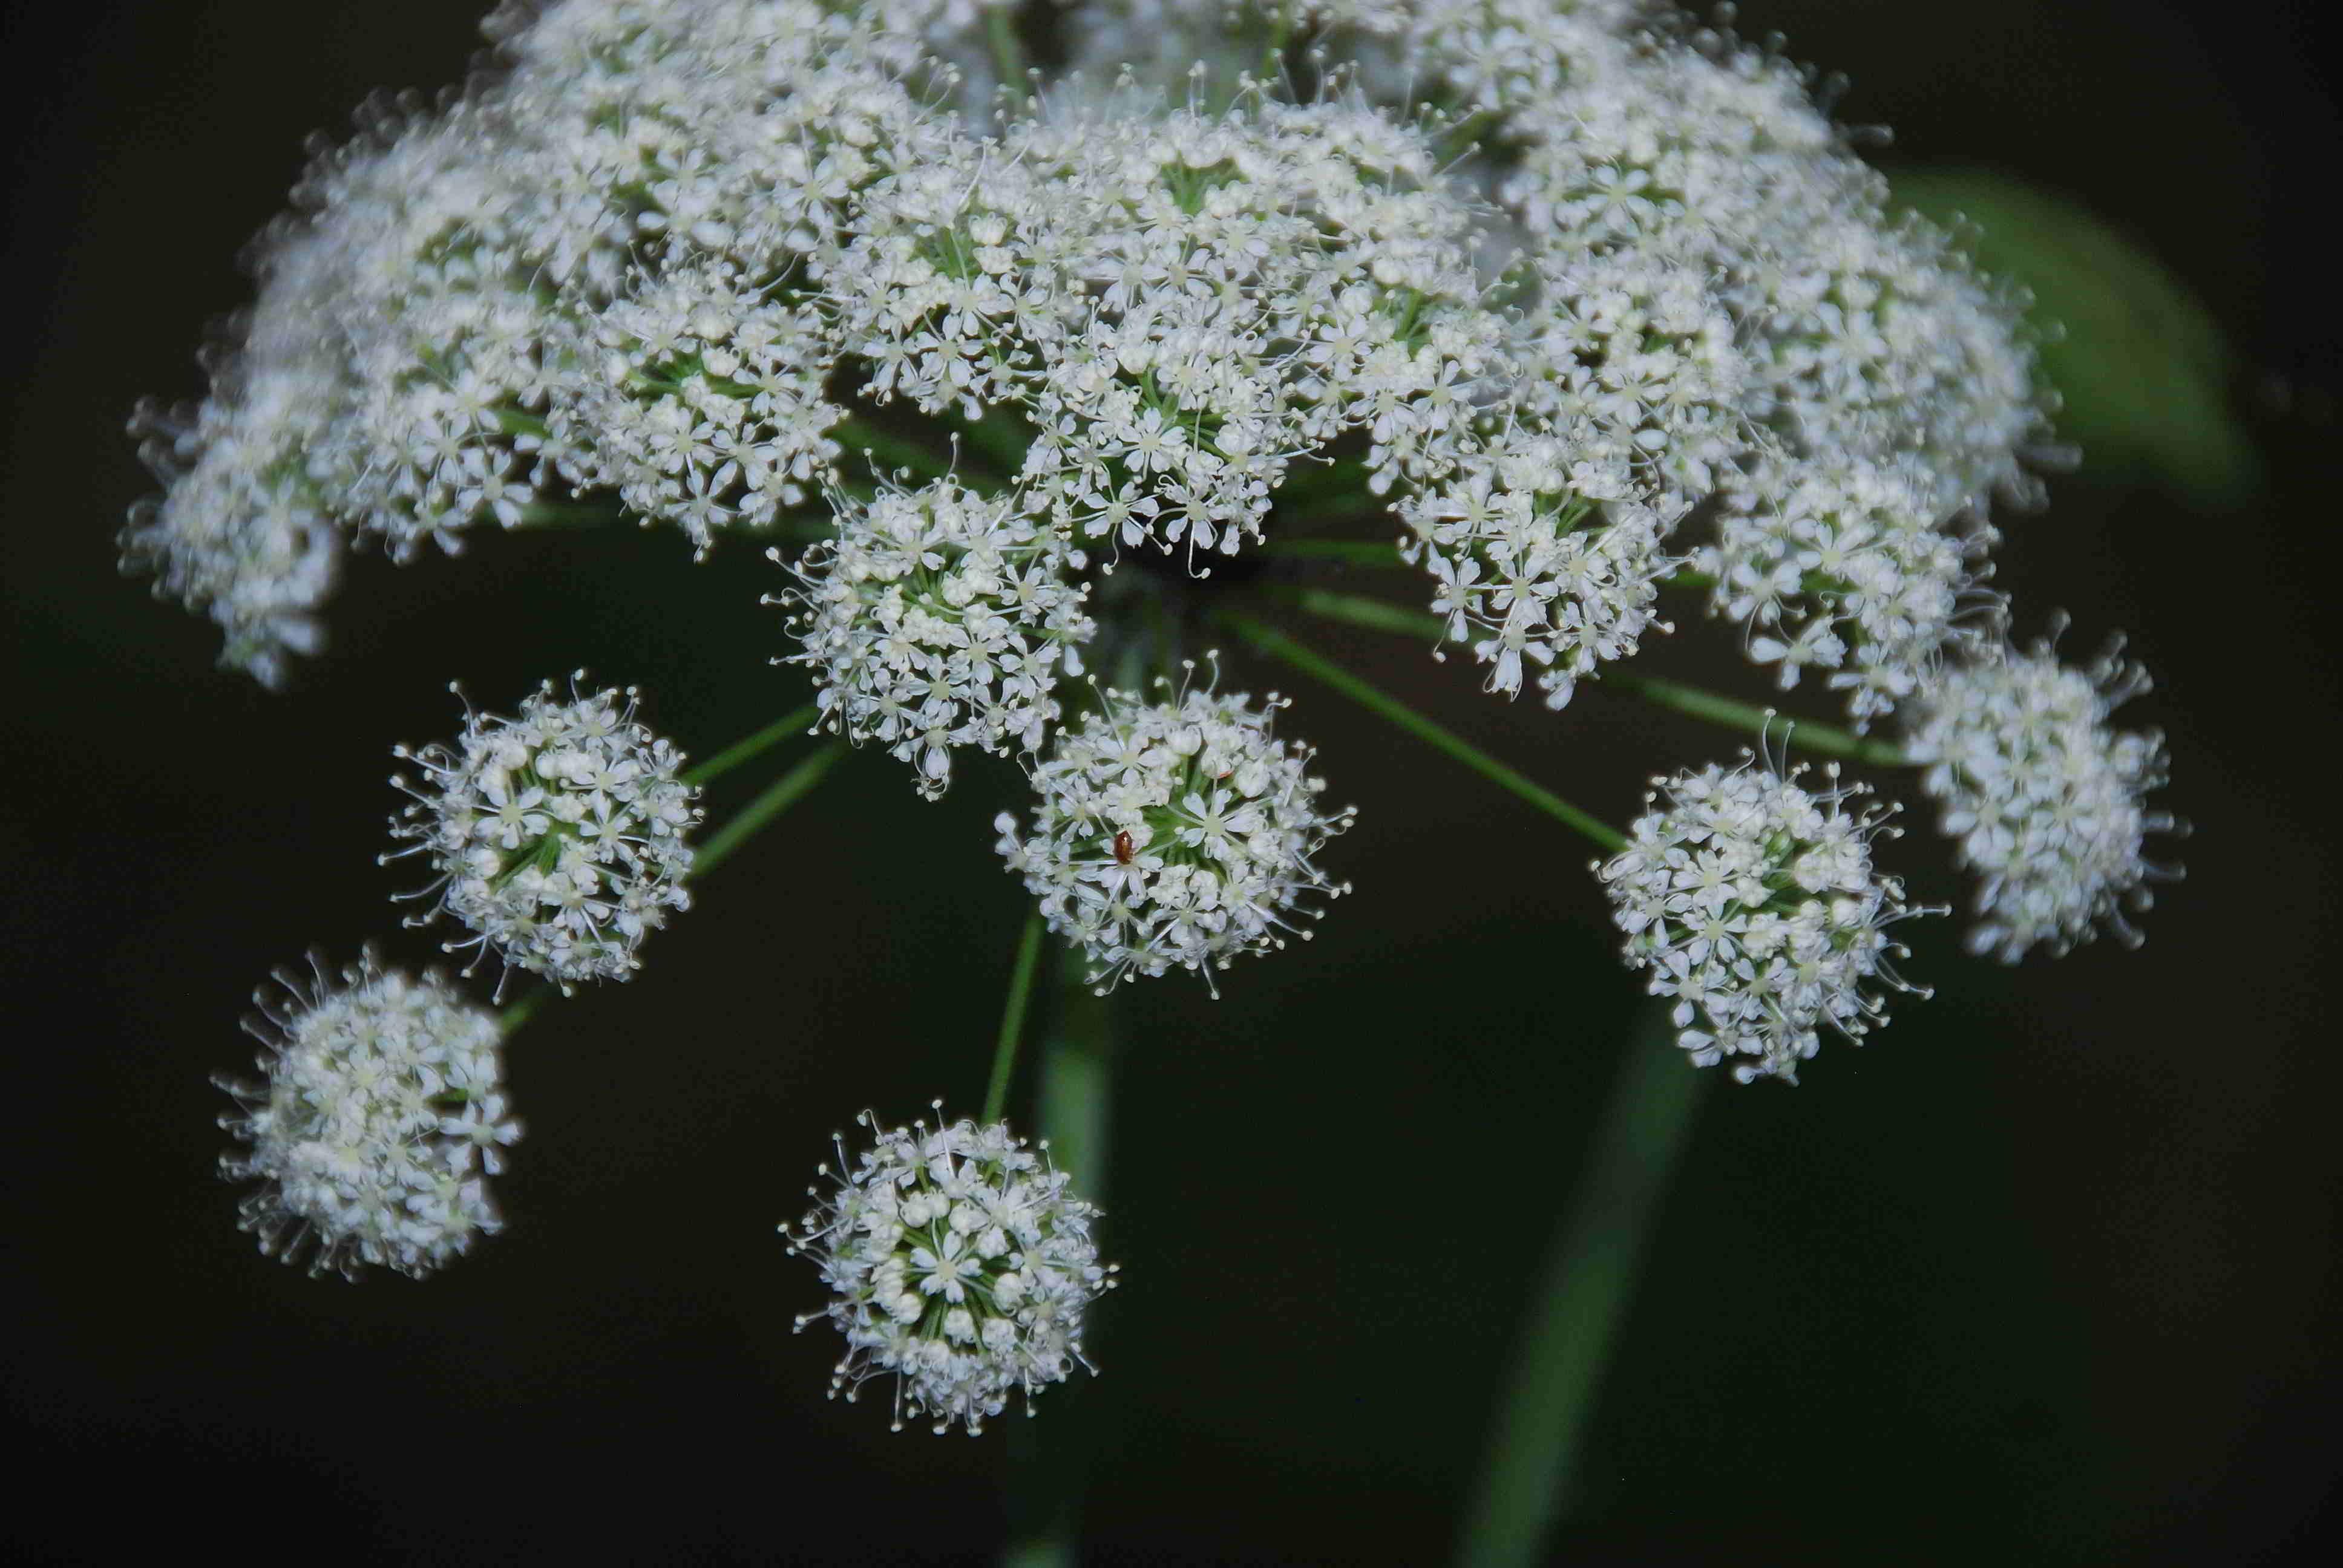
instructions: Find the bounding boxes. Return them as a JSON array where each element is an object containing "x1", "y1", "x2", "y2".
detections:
[
  {"x1": 1600, "y1": 751, "x2": 1932, "y2": 1082},
  {"x1": 1704, "y1": 454, "x2": 1998, "y2": 728},
  {"x1": 1901, "y1": 630, "x2": 2178, "y2": 962},
  {"x1": 773, "y1": 477, "x2": 1096, "y2": 796},
  {"x1": 994, "y1": 674, "x2": 1355, "y2": 993},
  {"x1": 1400, "y1": 430, "x2": 1682, "y2": 709},
  {"x1": 784, "y1": 1105, "x2": 1116, "y2": 1436},
  {"x1": 1742, "y1": 209, "x2": 2051, "y2": 515},
  {"x1": 1506, "y1": 248, "x2": 1751, "y2": 506},
  {"x1": 546, "y1": 255, "x2": 843, "y2": 555},
  {"x1": 387, "y1": 675, "x2": 703, "y2": 990},
  {"x1": 214, "y1": 952, "x2": 519, "y2": 1279}
]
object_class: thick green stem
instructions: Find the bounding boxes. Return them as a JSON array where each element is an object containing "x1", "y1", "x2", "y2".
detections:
[
  {"x1": 980, "y1": 912, "x2": 1047, "y2": 1124},
  {"x1": 1455, "y1": 1008, "x2": 1706, "y2": 1567},
  {"x1": 987, "y1": 5, "x2": 1026, "y2": 83},
  {"x1": 691, "y1": 740, "x2": 846, "y2": 880},
  {"x1": 683, "y1": 702, "x2": 818, "y2": 787},
  {"x1": 1603, "y1": 672, "x2": 1909, "y2": 767},
  {"x1": 1003, "y1": 945, "x2": 1118, "y2": 1568},
  {"x1": 1218, "y1": 612, "x2": 1628, "y2": 854}
]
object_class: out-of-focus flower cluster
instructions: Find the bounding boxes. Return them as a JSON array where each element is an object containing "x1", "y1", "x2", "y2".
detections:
[
  {"x1": 215, "y1": 953, "x2": 519, "y2": 1279},
  {"x1": 1904, "y1": 633, "x2": 2179, "y2": 963}
]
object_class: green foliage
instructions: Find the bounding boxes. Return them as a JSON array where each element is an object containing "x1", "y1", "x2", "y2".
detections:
[{"x1": 1892, "y1": 165, "x2": 2261, "y2": 507}]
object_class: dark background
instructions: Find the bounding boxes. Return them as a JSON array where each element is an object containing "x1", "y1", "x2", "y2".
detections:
[{"x1": 4, "y1": 1, "x2": 2337, "y2": 1561}]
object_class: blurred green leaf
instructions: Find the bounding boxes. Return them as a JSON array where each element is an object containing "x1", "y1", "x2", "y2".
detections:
[{"x1": 1890, "y1": 164, "x2": 2261, "y2": 507}]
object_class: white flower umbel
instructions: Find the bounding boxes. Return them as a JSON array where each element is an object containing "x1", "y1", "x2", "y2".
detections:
[
  {"x1": 547, "y1": 255, "x2": 844, "y2": 555},
  {"x1": 387, "y1": 675, "x2": 703, "y2": 991},
  {"x1": 1508, "y1": 249, "x2": 1751, "y2": 508},
  {"x1": 784, "y1": 1105, "x2": 1116, "y2": 1436},
  {"x1": 214, "y1": 952, "x2": 519, "y2": 1280},
  {"x1": 773, "y1": 479, "x2": 1096, "y2": 797},
  {"x1": 994, "y1": 675, "x2": 1356, "y2": 992},
  {"x1": 1705, "y1": 454, "x2": 1997, "y2": 728},
  {"x1": 1599, "y1": 752, "x2": 1933, "y2": 1083},
  {"x1": 1402, "y1": 430, "x2": 1683, "y2": 710},
  {"x1": 1902, "y1": 631, "x2": 2179, "y2": 962}
]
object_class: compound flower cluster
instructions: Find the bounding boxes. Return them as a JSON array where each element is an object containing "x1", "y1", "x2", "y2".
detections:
[
  {"x1": 388, "y1": 676, "x2": 703, "y2": 990},
  {"x1": 123, "y1": 1, "x2": 2051, "y2": 782},
  {"x1": 1600, "y1": 756, "x2": 1930, "y2": 1083},
  {"x1": 785, "y1": 1107, "x2": 1115, "y2": 1436},
  {"x1": 773, "y1": 478, "x2": 1095, "y2": 796},
  {"x1": 137, "y1": 0, "x2": 2185, "y2": 1456},
  {"x1": 215, "y1": 953, "x2": 520, "y2": 1279},
  {"x1": 995, "y1": 681, "x2": 1355, "y2": 993},
  {"x1": 1903, "y1": 634, "x2": 2178, "y2": 962}
]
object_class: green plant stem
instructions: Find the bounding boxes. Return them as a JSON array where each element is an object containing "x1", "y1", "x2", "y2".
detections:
[
  {"x1": 1260, "y1": 1, "x2": 1296, "y2": 78},
  {"x1": 1003, "y1": 944, "x2": 1118, "y2": 1568},
  {"x1": 497, "y1": 987, "x2": 548, "y2": 1034},
  {"x1": 1218, "y1": 611, "x2": 1628, "y2": 854},
  {"x1": 498, "y1": 708, "x2": 834, "y2": 1034},
  {"x1": 1279, "y1": 587, "x2": 1911, "y2": 766},
  {"x1": 1271, "y1": 584, "x2": 1443, "y2": 639},
  {"x1": 980, "y1": 913, "x2": 1047, "y2": 1124},
  {"x1": 1602, "y1": 671, "x2": 1909, "y2": 766},
  {"x1": 683, "y1": 702, "x2": 818, "y2": 787},
  {"x1": 692, "y1": 740, "x2": 846, "y2": 880},
  {"x1": 1455, "y1": 1008, "x2": 1706, "y2": 1567},
  {"x1": 987, "y1": 5, "x2": 1026, "y2": 83}
]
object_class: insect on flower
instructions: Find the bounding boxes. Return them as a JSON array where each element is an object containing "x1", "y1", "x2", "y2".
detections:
[{"x1": 1112, "y1": 829, "x2": 1135, "y2": 865}]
